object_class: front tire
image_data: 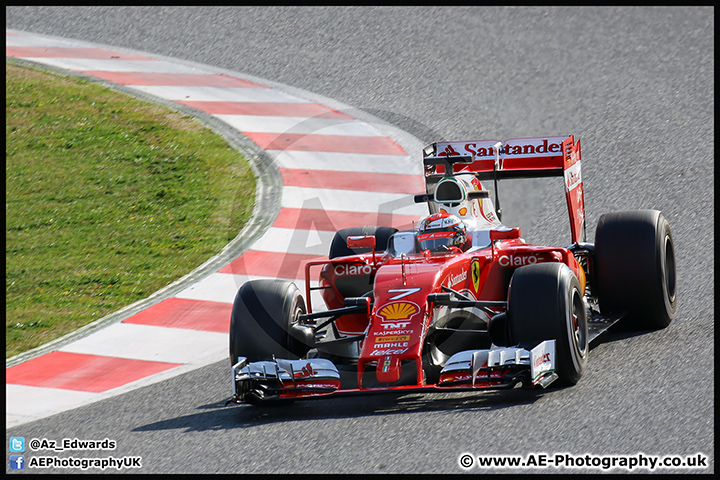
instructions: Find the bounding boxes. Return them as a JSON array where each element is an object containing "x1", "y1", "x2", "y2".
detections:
[
  {"x1": 507, "y1": 262, "x2": 588, "y2": 386},
  {"x1": 229, "y1": 280, "x2": 312, "y2": 365},
  {"x1": 594, "y1": 210, "x2": 677, "y2": 330}
]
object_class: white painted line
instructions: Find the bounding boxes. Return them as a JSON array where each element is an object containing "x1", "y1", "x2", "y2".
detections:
[
  {"x1": 216, "y1": 114, "x2": 384, "y2": 136},
  {"x1": 250, "y1": 227, "x2": 336, "y2": 256},
  {"x1": 281, "y1": 186, "x2": 427, "y2": 216},
  {"x1": 59, "y1": 323, "x2": 227, "y2": 364},
  {"x1": 174, "y1": 272, "x2": 255, "y2": 303},
  {"x1": 270, "y1": 150, "x2": 420, "y2": 174},
  {"x1": 18, "y1": 57, "x2": 212, "y2": 74},
  {"x1": 6, "y1": 34, "x2": 90, "y2": 48},
  {"x1": 174, "y1": 273, "x2": 326, "y2": 311},
  {"x1": 6, "y1": 384, "x2": 100, "y2": 428},
  {"x1": 126, "y1": 85, "x2": 306, "y2": 103}
]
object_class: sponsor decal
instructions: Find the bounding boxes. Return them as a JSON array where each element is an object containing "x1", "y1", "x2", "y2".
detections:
[
  {"x1": 418, "y1": 231, "x2": 454, "y2": 242},
  {"x1": 564, "y1": 161, "x2": 582, "y2": 191},
  {"x1": 297, "y1": 383, "x2": 339, "y2": 390},
  {"x1": 446, "y1": 270, "x2": 467, "y2": 288},
  {"x1": 533, "y1": 352, "x2": 551, "y2": 368},
  {"x1": 374, "y1": 342, "x2": 409, "y2": 349},
  {"x1": 377, "y1": 302, "x2": 420, "y2": 321},
  {"x1": 499, "y1": 254, "x2": 541, "y2": 268},
  {"x1": 443, "y1": 144, "x2": 460, "y2": 156},
  {"x1": 377, "y1": 329, "x2": 413, "y2": 336},
  {"x1": 576, "y1": 205, "x2": 585, "y2": 224},
  {"x1": 284, "y1": 381, "x2": 341, "y2": 392},
  {"x1": 443, "y1": 140, "x2": 562, "y2": 158},
  {"x1": 375, "y1": 335, "x2": 411, "y2": 343},
  {"x1": 437, "y1": 137, "x2": 567, "y2": 160},
  {"x1": 300, "y1": 362, "x2": 317, "y2": 377},
  {"x1": 421, "y1": 213, "x2": 462, "y2": 230},
  {"x1": 334, "y1": 263, "x2": 373, "y2": 276},
  {"x1": 381, "y1": 321, "x2": 411, "y2": 329},
  {"x1": 564, "y1": 139, "x2": 581, "y2": 164},
  {"x1": 471, "y1": 259, "x2": 481, "y2": 292},
  {"x1": 370, "y1": 348, "x2": 409, "y2": 356},
  {"x1": 503, "y1": 139, "x2": 561, "y2": 156},
  {"x1": 530, "y1": 340, "x2": 555, "y2": 383}
]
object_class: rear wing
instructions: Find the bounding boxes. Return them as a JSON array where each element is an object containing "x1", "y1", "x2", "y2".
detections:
[{"x1": 423, "y1": 135, "x2": 586, "y2": 243}]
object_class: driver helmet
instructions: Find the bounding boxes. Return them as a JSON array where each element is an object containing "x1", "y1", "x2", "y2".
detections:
[{"x1": 417, "y1": 212, "x2": 469, "y2": 252}]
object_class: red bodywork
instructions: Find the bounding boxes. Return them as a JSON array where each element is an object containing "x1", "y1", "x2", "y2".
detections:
[
  {"x1": 233, "y1": 135, "x2": 588, "y2": 400},
  {"x1": 303, "y1": 227, "x2": 585, "y2": 390},
  {"x1": 296, "y1": 135, "x2": 587, "y2": 390}
]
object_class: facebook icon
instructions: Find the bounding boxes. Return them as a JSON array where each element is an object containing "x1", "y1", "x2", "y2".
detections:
[{"x1": 10, "y1": 455, "x2": 25, "y2": 470}]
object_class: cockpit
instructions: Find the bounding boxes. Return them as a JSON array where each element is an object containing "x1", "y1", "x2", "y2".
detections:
[{"x1": 386, "y1": 172, "x2": 501, "y2": 257}]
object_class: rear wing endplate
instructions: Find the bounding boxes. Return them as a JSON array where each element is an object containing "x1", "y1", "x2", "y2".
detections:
[{"x1": 423, "y1": 135, "x2": 585, "y2": 243}]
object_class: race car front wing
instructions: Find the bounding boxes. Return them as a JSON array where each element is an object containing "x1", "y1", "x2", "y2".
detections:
[
  {"x1": 437, "y1": 340, "x2": 557, "y2": 389},
  {"x1": 230, "y1": 340, "x2": 557, "y2": 404},
  {"x1": 231, "y1": 357, "x2": 342, "y2": 404}
]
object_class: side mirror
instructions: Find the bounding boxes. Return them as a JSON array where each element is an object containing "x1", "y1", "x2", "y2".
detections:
[
  {"x1": 347, "y1": 235, "x2": 377, "y2": 265},
  {"x1": 347, "y1": 235, "x2": 376, "y2": 249},
  {"x1": 490, "y1": 227, "x2": 521, "y2": 242}
]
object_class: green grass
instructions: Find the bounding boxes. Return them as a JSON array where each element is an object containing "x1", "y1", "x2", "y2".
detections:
[{"x1": 6, "y1": 62, "x2": 256, "y2": 358}]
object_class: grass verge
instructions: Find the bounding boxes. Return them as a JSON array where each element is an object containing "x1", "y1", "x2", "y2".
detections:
[{"x1": 6, "y1": 61, "x2": 256, "y2": 358}]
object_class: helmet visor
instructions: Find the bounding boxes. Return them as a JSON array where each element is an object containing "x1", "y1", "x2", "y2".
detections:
[{"x1": 417, "y1": 231, "x2": 457, "y2": 251}]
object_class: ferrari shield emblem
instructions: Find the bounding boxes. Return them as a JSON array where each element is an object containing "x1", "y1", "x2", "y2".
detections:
[{"x1": 471, "y1": 259, "x2": 481, "y2": 293}]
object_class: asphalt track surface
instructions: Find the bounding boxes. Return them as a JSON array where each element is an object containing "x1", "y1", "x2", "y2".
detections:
[{"x1": 5, "y1": 6, "x2": 714, "y2": 474}]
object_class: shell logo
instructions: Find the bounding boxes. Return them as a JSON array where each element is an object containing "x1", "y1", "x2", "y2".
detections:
[{"x1": 378, "y1": 302, "x2": 420, "y2": 321}]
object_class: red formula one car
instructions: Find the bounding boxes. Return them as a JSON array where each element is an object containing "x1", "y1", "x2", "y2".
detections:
[{"x1": 228, "y1": 135, "x2": 677, "y2": 405}]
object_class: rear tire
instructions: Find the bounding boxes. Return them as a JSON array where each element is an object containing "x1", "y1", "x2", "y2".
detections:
[
  {"x1": 594, "y1": 210, "x2": 676, "y2": 330},
  {"x1": 229, "y1": 280, "x2": 312, "y2": 365},
  {"x1": 329, "y1": 226, "x2": 398, "y2": 259},
  {"x1": 507, "y1": 263, "x2": 588, "y2": 386}
]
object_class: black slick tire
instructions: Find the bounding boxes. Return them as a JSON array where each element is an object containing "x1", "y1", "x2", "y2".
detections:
[
  {"x1": 594, "y1": 210, "x2": 677, "y2": 330},
  {"x1": 507, "y1": 262, "x2": 588, "y2": 386},
  {"x1": 229, "y1": 279, "x2": 312, "y2": 365}
]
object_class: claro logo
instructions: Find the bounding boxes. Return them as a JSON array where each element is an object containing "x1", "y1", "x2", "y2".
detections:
[
  {"x1": 334, "y1": 264, "x2": 373, "y2": 276},
  {"x1": 499, "y1": 254, "x2": 541, "y2": 268}
]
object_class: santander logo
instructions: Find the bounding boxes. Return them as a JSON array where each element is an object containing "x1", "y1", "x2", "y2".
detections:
[
  {"x1": 435, "y1": 137, "x2": 568, "y2": 160},
  {"x1": 446, "y1": 270, "x2": 467, "y2": 288}
]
